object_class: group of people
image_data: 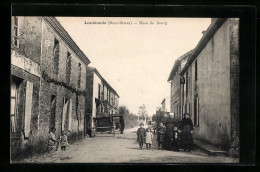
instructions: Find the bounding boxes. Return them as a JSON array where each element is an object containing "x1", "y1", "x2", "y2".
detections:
[
  {"x1": 136, "y1": 124, "x2": 154, "y2": 150},
  {"x1": 48, "y1": 127, "x2": 69, "y2": 153},
  {"x1": 137, "y1": 112, "x2": 194, "y2": 152}
]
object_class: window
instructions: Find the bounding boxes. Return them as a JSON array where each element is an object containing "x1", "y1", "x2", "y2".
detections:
[
  {"x1": 195, "y1": 60, "x2": 198, "y2": 81},
  {"x1": 49, "y1": 95, "x2": 56, "y2": 130},
  {"x1": 98, "y1": 84, "x2": 101, "y2": 100},
  {"x1": 104, "y1": 86, "x2": 107, "y2": 101},
  {"x1": 11, "y1": 81, "x2": 18, "y2": 133},
  {"x1": 102, "y1": 85, "x2": 104, "y2": 101},
  {"x1": 66, "y1": 52, "x2": 72, "y2": 84},
  {"x1": 108, "y1": 90, "x2": 110, "y2": 104},
  {"x1": 107, "y1": 90, "x2": 109, "y2": 102},
  {"x1": 113, "y1": 94, "x2": 115, "y2": 106},
  {"x1": 13, "y1": 16, "x2": 19, "y2": 47},
  {"x1": 194, "y1": 95, "x2": 199, "y2": 126},
  {"x1": 78, "y1": 63, "x2": 81, "y2": 88},
  {"x1": 53, "y1": 39, "x2": 59, "y2": 75},
  {"x1": 186, "y1": 71, "x2": 189, "y2": 97}
]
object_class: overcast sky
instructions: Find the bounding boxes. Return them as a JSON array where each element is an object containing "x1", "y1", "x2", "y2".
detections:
[{"x1": 56, "y1": 17, "x2": 211, "y2": 116}]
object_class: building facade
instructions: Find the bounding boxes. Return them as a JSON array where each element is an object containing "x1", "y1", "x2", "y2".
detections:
[
  {"x1": 167, "y1": 50, "x2": 193, "y2": 120},
  {"x1": 161, "y1": 96, "x2": 170, "y2": 112},
  {"x1": 85, "y1": 67, "x2": 119, "y2": 134},
  {"x1": 11, "y1": 17, "x2": 90, "y2": 160},
  {"x1": 179, "y1": 18, "x2": 239, "y2": 154}
]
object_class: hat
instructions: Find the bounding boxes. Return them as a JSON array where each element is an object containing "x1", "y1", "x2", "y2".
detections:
[{"x1": 139, "y1": 122, "x2": 144, "y2": 126}]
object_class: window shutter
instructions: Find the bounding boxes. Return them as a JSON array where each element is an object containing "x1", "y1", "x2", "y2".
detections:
[
  {"x1": 24, "y1": 81, "x2": 33, "y2": 138},
  {"x1": 196, "y1": 97, "x2": 199, "y2": 125},
  {"x1": 68, "y1": 99, "x2": 73, "y2": 131},
  {"x1": 62, "y1": 98, "x2": 68, "y2": 132}
]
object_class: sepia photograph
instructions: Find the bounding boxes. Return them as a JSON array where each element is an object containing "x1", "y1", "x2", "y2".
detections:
[{"x1": 10, "y1": 6, "x2": 248, "y2": 164}]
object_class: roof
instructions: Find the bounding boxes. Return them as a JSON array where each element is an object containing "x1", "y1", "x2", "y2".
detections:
[
  {"x1": 167, "y1": 50, "x2": 193, "y2": 82},
  {"x1": 87, "y1": 66, "x2": 120, "y2": 97},
  {"x1": 179, "y1": 18, "x2": 227, "y2": 76},
  {"x1": 43, "y1": 17, "x2": 91, "y2": 65}
]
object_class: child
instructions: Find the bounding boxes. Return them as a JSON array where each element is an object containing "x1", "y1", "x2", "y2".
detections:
[
  {"x1": 171, "y1": 126, "x2": 180, "y2": 151},
  {"x1": 136, "y1": 123, "x2": 146, "y2": 150},
  {"x1": 145, "y1": 128, "x2": 153, "y2": 150},
  {"x1": 60, "y1": 131, "x2": 69, "y2": 151}
]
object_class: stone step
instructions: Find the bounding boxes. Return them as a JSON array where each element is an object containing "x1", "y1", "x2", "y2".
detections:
[{"x1": 194, "y1": 139, "x2": 228, "y2": 156}]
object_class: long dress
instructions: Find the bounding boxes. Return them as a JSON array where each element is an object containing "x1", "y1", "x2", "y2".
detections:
[
  {"x1": 60, "y1": 135, "x2": 68, "y2": 147},
  {"x1": 181, "y1": 118, "x2": 194, "y2": 150},
  {"x1": 137, "y1": 128, "x2": 146, "y2": 143},
  {"x1": 145, "y1": 132, "x2": 153, "y2": 144}
]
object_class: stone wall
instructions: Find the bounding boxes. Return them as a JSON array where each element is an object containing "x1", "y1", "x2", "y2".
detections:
[
  {"x1": 192, "y1": 19, "x2": 232, "y2": 148},
  {"x1": 11, "y1": 17, "x2": 88, "y2": 160},
  {"x1": 10, "y1": 17, "x2": 42, "y2": 160},
  {"x1": 39, "y1": 19, "x2": 86, "y2": 143},
  {"x1": 229, "y1": 18, "x2": 239, "y2": 157}
]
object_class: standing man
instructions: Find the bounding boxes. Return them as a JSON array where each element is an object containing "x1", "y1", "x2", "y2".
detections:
[
  {"x1": 157, "y1": 123, "x2": 166, "y2": 150},
  {"x1": 119, "y1": 116, "x2": 125, "y2": 134}
]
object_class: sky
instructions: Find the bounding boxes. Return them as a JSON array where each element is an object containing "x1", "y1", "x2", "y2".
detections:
[{"x1": 56, "y1": 17, "x2": 211, "y2": 116}]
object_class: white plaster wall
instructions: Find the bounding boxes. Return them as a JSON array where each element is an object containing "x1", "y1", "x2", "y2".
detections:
[{"x1": 91, "y1": 72, "x2": 102, "y2": 127}]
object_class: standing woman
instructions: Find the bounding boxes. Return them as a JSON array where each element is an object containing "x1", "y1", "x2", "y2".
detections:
[{"x1": 181, "y1": 113, "x2": 194, "y2": 152}]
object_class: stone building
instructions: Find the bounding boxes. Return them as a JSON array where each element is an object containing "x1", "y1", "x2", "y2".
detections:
[
  {"x1": 85, "y1": 67, "x2": 119, "y2": 134},
  {"x1": 167, "y1": 50, "x2": 193, "y2": 120},
  {"x1": 11, "y1": 16, "x2": 90, "y2": 160},
  {"x1": 179, "y1": 18, "x2": 239, "y2": 155}
]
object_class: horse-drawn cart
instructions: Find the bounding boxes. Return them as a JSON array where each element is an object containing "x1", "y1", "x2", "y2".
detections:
[{"x1": 93, "y1": 114, "x2": 123, "y2": 136}]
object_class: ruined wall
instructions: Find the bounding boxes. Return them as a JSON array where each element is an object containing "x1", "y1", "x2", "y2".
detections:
[{"x1": 193, "y1": 19, "x2": 231, "y2": 148}]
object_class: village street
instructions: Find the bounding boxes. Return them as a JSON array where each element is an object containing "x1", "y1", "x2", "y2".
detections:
[{"x1": 17, "y1": 126, "x2": 238, "y2": 163}]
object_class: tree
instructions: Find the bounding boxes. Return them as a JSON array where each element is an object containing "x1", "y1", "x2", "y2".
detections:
[
  {"x1": 119, "y1": 105, "x2": 129, "y2": 116},
  {"x1": 119, "y1": 106, "x2": 139, "y2": 129},
  {"x1": 152, "y1": 114, "x2": 156, "y2": 122},
  {"x1": 138, "y1": 104, "x2": 148, "y2": 121}
]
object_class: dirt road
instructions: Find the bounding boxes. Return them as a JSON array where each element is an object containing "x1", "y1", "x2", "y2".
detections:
[{"x1": 16, "y1": 126, "x2": 238, "y2": 163}]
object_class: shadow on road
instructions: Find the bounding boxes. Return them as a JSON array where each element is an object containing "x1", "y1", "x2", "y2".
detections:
[
  {"x1": 95, "y1": 135, "x2": 115, "y2": 137},
  {"x1": 116, "y1": 136, "x2": 136, "y2": 140},
  {"x1": 125, "y1": 147, "x2": 140, "y2": 150}
]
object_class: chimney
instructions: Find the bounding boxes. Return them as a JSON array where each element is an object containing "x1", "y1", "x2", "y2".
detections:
[{"x1": 202, "y1": 30, "x2": 206, "y2": 35}]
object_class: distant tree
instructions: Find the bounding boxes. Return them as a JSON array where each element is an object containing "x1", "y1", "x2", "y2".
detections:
[
  {"x1": 152, "y1": 114, "x2": 156, "y2": 121},
  {"x1": 138, "y1": 104, "x2": 148, "y2": 121},
  {"x1": 118, "y1": 106, "x2": 139, "y2": 129},
  {"x1": 119, "y1": 105, "x2": 129, "y2": 116}
]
